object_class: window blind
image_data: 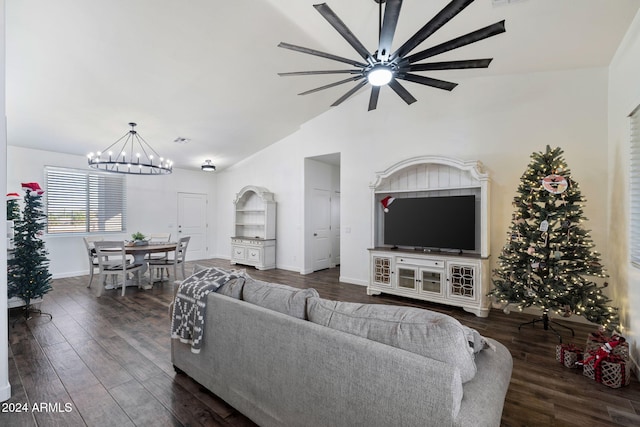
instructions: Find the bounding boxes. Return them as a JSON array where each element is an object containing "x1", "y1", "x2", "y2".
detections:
[
  {"x1": 630, "y1": 105, "x2": 640, "y2": 267},
  {"x1": 45, "y1": 167, "x2": 126, "y2": 234}
]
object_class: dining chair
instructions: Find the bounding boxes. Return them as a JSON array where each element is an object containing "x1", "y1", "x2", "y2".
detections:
[
  {"x1": 148, "y1": 236, "x2": 190, "y2": 284},
  {"x1": 146, "y1": 232, "x2": 171, "y2": 279},
  {"x1": 93, "y1": 240, "x2": 144, "y2": 297},
  {"x1": 83, "y1": 236, "x2": 104, "y2": 288}
]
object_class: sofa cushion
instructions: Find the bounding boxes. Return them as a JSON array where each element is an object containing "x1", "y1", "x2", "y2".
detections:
[
  {"x1": 307, "y1": 297, "x2": 478, "y2": 382},
  {"x1": 190, "y1": 265, "x2": 246, "y2": 299},
  {"x1": 242, "y1": 278, "x2": 319, "y2": 320}
]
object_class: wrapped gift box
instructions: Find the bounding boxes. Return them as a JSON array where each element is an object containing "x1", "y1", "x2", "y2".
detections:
[
  {"x1": 585, "y1": 332, "x2": 629, "y2": 360},
  {"x1": 555, "y1": 343, "x2": 583, "y2": 368},
  {"x1": 582, "y1": 353, "x2": 630, "y2": 388}
]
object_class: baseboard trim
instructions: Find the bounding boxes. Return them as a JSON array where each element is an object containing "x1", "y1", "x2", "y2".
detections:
[
  {"x1": 51, "y1": 270, "x2": 87, "y2": 280},
  {"x1": 339, "y1": 276, "x2": 367, "y2": 287},
  {"x1": 0, "y1": 382, "x2": 11, "y2": 403}
]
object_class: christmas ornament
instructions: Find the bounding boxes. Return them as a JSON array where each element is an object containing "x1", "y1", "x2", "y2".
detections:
[
  {"x1": 380, "y1": 195, "x2": 395, "y2": 213},
  {"x1": 539, "y1": 220, "x2": 549, "y2": 232},
  {"x1": 541, "y1": 174, "x2": 568, "y2": 194},
  {"x1": 527, "y1": 246, "x2": 536, "y2": 255}
]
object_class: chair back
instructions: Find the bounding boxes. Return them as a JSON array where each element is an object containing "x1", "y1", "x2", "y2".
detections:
[
  {"x1": 93, "y1": 241, "x2": 127, "y2": 270},
  {"x1": 149, "y1": 233, "x2": 171, "y2": 243},
  {"x1": 83, "y1": 235, "x2": 104, "y2": 252},
  {"x1": 176, "y1": 236, "x2": 191, "y2": 263}
]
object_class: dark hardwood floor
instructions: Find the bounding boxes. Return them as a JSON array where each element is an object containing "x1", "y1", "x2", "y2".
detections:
[{"x1": 3, "y1": 259, "x2": 640, "y2": 426}]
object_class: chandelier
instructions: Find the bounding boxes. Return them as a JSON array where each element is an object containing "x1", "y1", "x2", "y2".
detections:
[{"x1": 87, "y1": 122, "x2": 173, "y2": 175}]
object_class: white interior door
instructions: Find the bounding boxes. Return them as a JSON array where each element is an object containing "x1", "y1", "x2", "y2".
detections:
[
  {"x1": 177, "y1": 192, "x2": 207, "y2": 260},
  {"x1": 312, "y1": 188, "x2": 331, "y2": 271}
]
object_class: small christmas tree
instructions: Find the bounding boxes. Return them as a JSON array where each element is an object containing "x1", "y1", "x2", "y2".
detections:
[
  {"x1": 6, "y1": 192, "x2": 21, "y2": 221},
  {"x1": 8, "y1": 183, "x2": 53, "y2": 318},
  {"x1": 489, "y1": 146, "x2": 619, "y2": 332}
]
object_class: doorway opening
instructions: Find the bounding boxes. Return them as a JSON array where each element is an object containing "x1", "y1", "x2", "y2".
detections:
[{"x1": 303, "y1": 153, "x2": 341, "y2": 274}]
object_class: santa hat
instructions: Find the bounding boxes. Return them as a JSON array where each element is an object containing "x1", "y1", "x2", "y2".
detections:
[
  {"x1": 6, "y1": 192, "x2": 21, "y2": 200},
  {"x1": 381, "y1": 195, "x2": 395, "y2": 213},
  {"x1": 21, "y1": 182, "x2": 45, "y2": 196}
]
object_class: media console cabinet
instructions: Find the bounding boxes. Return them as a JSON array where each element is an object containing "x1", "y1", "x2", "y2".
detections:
[
  {"x1": 368, "y1": 248, "x2": 490, "y2": 317},
  {"x1": 368, "y1": 156, "x2": 491, "y2": 317}
]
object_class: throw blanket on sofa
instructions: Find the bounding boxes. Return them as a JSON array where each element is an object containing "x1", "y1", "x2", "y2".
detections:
[{"x1": 171, "y1": 267, "x2": 244, "y2": 353}]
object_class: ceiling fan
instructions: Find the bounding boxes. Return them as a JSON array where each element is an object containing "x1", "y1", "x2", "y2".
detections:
[{"x1": 278, "y1": 0, "x2": 506, "y2": 111}]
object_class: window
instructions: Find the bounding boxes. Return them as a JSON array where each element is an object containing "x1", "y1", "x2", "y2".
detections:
[
  {"x1": 631, "y1": 105, "x2": 640, "y2": 267},
  {"x1": 45, "y1": 167, "x2": 127, "y2": 234}
]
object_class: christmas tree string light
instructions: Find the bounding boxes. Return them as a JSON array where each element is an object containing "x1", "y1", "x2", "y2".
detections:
[{"x1": 488, "y1": 146, "x2": 619, "y2": 332}]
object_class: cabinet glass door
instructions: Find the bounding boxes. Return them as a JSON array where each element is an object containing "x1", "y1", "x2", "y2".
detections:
[
  {"x1": 421, "y1": 270, "x2": 441, "y2": 294},
  {"x1": 397, "y1": 268, "x2": 416, "y2": 290}
]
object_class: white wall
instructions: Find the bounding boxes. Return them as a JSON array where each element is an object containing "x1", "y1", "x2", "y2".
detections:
[
  {"x1": 1, "y1": 0, "x2": 12, "y2": 403},
  {"x1": 7, "y1": 146, "x2": 217, "y2": 278},
  {"x1": 608, "y1": 9, "x2": 640, "y2": 369},
  {"x1": 214, "y1": 67, "x2": 610, "y2": 293}
]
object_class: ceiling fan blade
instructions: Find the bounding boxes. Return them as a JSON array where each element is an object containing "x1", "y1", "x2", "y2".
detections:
[
  {"x1": 397, "y1": 73, "x2": 458, "y2": 91},
  {"x1": 368, "y1": 86, "x2": 381, "y2": 111},
  {"x1": 408, "y1": 58, "x2": 492, "y2": 72},
  {"x1": 331, "y1": 79, "x2": 369, "y2": 107},
  {"x1": 404, "y1": 21, "x2": 506, "y2": 64},
  {"x1": 314, "y1": 3, "x2": 372, "y2": 61},
  {"x1": 299, "y1": 76, "x2": 364, "y2": 96},
  {"x1": 377, "y1": 0, "x2": 403, "y2": 62},
  {"x1": 279, "y1": 69, "x2": 362, "y2": 76},
  {"x1": 388, "y1": 79, "x2": 417, "y2": 105},
  {"x1": 278, "y1": 42, "x2": 367, "y2": 68},
  {"x1": 391, "y1": 0, "x2": 475, "y2": 60}
]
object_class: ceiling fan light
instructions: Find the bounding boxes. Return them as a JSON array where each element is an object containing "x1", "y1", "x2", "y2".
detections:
[
  {"x1": 201, "y1": 160, "x2": 216, "y2": 172},
  {"x1": 367, "y1": 65, "x2": 393, "y2": 86}
]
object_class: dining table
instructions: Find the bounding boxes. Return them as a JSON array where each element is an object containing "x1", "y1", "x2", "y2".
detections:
[
  {"x1": 98, "y1": 241, "x2": 178, "y2": 290},
  {"x1": 127, "y1": 242, "x2": 178, "y2": 288}
]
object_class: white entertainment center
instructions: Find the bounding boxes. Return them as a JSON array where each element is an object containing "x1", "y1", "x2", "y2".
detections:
[{"x1": 367, "y1": 156, "x2": 492, "y2": 317}]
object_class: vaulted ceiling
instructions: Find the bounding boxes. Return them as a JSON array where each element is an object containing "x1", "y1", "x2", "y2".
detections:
[{"x1": 6, "y1": 0, "x2": 640, "y2": 171}]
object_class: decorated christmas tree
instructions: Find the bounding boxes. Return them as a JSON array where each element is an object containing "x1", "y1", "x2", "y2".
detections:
[
  {"x1": 7, "y1": 183, "x2": 53, "y2": 314},
  {"x1": 489, "y1": 146, "x2": 619, "y2": 331}
]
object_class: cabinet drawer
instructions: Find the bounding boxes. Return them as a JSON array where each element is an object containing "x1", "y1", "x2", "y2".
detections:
[
  {"x1": 247, "y1": 248, "x2": 262, "y2": 261},
  {"x1": 232, "y1": 246, "x2": 246, "y2": 260},
  {"x1": 397, "y1": 257, "x2": 443, "y2": 269}
]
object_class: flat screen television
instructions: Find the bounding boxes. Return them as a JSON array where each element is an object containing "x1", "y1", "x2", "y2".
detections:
[{"x1": 383, "y1": 195, "x2": 476, "y2": 251}]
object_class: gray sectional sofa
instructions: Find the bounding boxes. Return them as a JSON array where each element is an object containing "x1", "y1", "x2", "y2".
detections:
[{"x1": 171, "y1": 268, "x2": 513, "y2": 427}]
